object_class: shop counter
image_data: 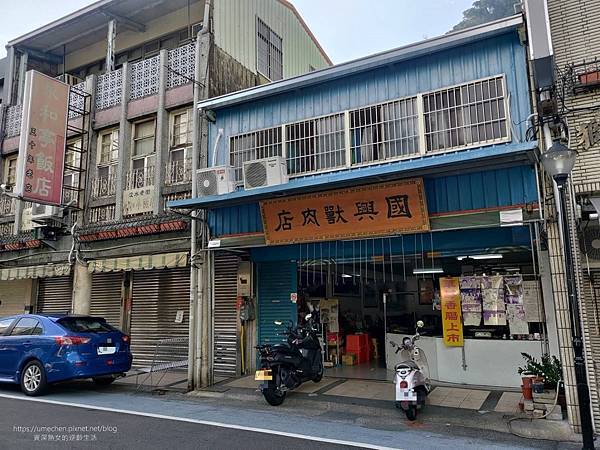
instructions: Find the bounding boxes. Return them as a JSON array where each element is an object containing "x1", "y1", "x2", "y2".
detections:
[{"x1": 385, "y1": 334, "x2": 545, "y2": 388}]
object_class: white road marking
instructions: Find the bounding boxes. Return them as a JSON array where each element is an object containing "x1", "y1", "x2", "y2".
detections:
[{"x1": 0, "y1": 392, "x2": 401, "y2": 450}]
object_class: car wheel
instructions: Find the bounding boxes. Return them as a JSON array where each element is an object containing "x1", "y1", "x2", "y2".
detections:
[
  {"x1": 93, "y1": 376, "x2": 116, "y2": 386},
  {"x1": 20, "y1": 360, "x2": 47, "y2": 396}
]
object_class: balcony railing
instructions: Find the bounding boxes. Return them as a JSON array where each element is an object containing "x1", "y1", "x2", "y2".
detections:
[
  {"x1": 125, "y1": 166, "x2": 155, "y2": 190},
  {"x1": 0, "y1": 197, "x2": 16, "y2": 216},
  {"x1": 167, "y1": 42, "x2": 195, "y2": 89},
  {"x1": 96, "y1": 68, "x2": 123, "y2": 110},
  {"x1": 89, "y1": 204, "x2": 116, "y2": 223},
  {"x1": 130, "y1": 56, "x2": 160, "y2": 100},
  {"x1": 91, "y1": 173, "x2": 117, "y2": 198},
  {"x1": 5, "y1": 105, "x2": 22, "y2": 137},
  {"x1": 68, "y1": 81, "x2": 87, "y2": 119},
  {"x1": 165, "y1": 158, "x2": 192, "y2": 185}
]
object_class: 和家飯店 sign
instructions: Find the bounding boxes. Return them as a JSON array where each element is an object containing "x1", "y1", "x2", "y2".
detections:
[{"x1": 260, "y1": 178, "x2": 429, "y2": 245}]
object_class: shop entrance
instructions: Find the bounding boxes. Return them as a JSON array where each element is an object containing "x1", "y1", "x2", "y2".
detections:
[{"x1": 293, "y1": 233, "x2": 548, "y2": 386}]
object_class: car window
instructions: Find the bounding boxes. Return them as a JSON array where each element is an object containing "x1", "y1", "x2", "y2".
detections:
[
  {"x1": 10, "y1": 318, "x2": 43, "y2": 336},
  {"x1": 0, "y1": 318, "x2": 15, "y2": 335},
  {"x1": 58, "y1": 317, "x2": 115, "y2": 333}
]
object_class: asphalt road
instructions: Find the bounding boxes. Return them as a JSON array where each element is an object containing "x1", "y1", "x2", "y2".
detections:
[
  {"x1": 0, "y1": 381, "x2": 582, "y2": 450},
  {"x1": 1, "y1": 397, "x2": 354, "y2": 450}
]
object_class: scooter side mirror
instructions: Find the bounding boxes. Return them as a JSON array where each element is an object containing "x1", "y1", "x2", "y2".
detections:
[
  {"x1": 416, "y1": 320, "x2": 424, "y2": 329},
  {"x1": 305, "y1": 313, "x2": 312, "y2": 321},
  {"x1": 274, "y1": 320, "x2": 283, "y2": 326}
]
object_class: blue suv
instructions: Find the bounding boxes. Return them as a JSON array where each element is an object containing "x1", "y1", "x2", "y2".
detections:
[{"x1": 0, "y1": 314, "x2": 133, "y2": 396}]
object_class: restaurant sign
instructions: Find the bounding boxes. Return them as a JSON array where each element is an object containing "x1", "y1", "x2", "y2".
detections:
[
  {"x1": 15, "y1": 70, "x2": 70, "y2": 206},
  {"x1": 260, "y1": 178, "x2": 429, "y2": 245}
]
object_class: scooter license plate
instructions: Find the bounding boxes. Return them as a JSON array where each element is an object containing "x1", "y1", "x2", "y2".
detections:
[
  {"x1": 397, "y1": 388, "x2": 417, "y2": 402},
  {"x1": 255, "y1": 370, "x2": 272, "y2": 381}
]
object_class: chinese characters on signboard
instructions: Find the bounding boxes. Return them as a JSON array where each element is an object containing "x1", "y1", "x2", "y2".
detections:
[
  {"x1": 123, "y1": 187, "x2": 155, "y2": 216},
  {"x1": 15, "y1": 71, "x2": 70, "y2": 206},
  {"x1": 577, "y1": 113, "x2": 600, "y2": 150},
  {"x1": 260, "y1": 179, "x2": 429, "y2": 245},
  {"x1": 439, "y1": 277, "x2": 464, "y2": 347}
]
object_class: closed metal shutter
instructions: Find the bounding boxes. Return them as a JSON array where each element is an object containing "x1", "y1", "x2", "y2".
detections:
[
  {"x1": 90, "y1": 272, "x2": 124, "y2": 329},
  {"x1": 582, "y1": 271, "x2": 600, "y2": 427},
  {"x1": 213, "y1": 253, "x2": 240, "y2": 377},
  {"x1": 130, "y1": 268, "x2": 190, "y2": 367},
  {"x1": 37, "y1": 276, "x2": 73, "y2": 314},
  {"x1": 257, "y1": 261, "x2": 297, "y2": 345},
  {"x1": 0, "y1": 280, "x2": 33, "y2": 316}
]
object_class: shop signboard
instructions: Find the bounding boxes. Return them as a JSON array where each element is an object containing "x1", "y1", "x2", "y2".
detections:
[
  {"x1": 123, "y1": 186, "x2": 155, "y2": 216},
  {"x1": 260, "y1": 178, "x2": 429, "y2": 245},
  {"x1": 15, "y1": 70, "x2": 70, "y2": 206},
  {"x1": 439, "y1": 277, "x2": 464, "y2": 347}
]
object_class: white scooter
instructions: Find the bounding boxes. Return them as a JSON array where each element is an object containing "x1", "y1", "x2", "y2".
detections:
[{"x1": 389, "y1": 320, "x2": 431, "y2": 421}]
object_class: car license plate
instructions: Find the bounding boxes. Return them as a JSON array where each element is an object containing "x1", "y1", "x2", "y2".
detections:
[
  {"x1": 97, "y1": 346, "x2": 116, "y2": 355},
  {"x1": 255, "y1": 370, "x2": 272, "y2": 381}
]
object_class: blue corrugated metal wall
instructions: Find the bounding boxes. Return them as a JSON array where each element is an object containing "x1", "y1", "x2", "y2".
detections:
[
  {"x1": 256, "y1": 261, "x2": 298, "y2": 345},
  {"x1": 250, "y1": 226, "x2": 532, "y2": 263},
  {"x1": 209, "y1": 31, "x2": 530, "y2": 164},
  {"x1": 208, "y1": 165, "x2": 538, "y2": 237}
]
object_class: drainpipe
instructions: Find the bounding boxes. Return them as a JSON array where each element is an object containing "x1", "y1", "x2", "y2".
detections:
[{"x1": 188, "y1": 0, "x2": 213, "y2": 390}]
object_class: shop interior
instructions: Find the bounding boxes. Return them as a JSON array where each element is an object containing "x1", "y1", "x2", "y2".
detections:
[{"x1": 294, "y1": 237, "x2": 547, "y2": 382}]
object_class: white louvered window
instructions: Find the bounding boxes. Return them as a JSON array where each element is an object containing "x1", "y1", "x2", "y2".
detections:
[
  {"x1": 227, "y1": 75, "x2": 511, "y2": 183},
  {"x1": 4, "y1": 156, "x2": 18, "y2": 187},
  {"x1": 350, "y1": 97, "x2": 420, "y2": 165},
  {"x1": 286, "y1": 113, "x2": 346, "y2": 176},
  {"x1": 423, "y1": 76, "x2": 508, "y2": 152},
  {"x1": 256, "y1": 17, "x2": 283, "y2": 81},
  {"x1": 230, "y1": 127, "x2": 282, "y2": 182}
]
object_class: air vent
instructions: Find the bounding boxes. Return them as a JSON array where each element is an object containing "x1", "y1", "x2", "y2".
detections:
[
  {"x1": 580, "y1": 224, "x2": 600, "y2": 260},
  {"x1": 242, "y1": 156, "x2": 288, "y2": 190},
  {"x1": 244, "y1": 162, "x2": 268, "y2": 189},
  {"x1": 196, "y1": 166, "x2": 235, "y2": 197}
]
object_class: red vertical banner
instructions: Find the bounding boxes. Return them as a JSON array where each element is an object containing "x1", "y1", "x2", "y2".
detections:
[
  {"x1": 15, "y1": 70, "x2": 70, "y2": 206},
  {"x1": 439, "y1": 277, "x2": 464, "y2": 347}
]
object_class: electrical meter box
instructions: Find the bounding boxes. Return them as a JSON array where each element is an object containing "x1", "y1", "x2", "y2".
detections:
[{"x1": 237, "y1": 261, "x2": 252, "y2": 297}]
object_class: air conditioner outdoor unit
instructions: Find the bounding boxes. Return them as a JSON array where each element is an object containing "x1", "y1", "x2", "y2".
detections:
[
  {"x1": 243, "y1": 156, "x2": 288, "y2": 190},
  {"x1": 196, "y1": 166, "x2": 235, "y2": 197},
  {"x1": 31, "y1": 203, "x2": 63, "y2": 224}
]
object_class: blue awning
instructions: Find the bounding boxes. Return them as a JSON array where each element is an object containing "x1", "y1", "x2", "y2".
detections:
[{"x1": 168, "y1": 141, "x2": 538, "y2": 210}]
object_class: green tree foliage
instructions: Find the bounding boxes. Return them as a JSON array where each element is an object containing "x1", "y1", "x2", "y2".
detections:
[{"x1": 452, "y1": 0, "x2": 517, "y2": 31}]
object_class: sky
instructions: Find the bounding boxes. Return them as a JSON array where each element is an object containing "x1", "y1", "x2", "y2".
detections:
[{"x1": 0, "y1": 0, "x2": 474, "y2": 63}]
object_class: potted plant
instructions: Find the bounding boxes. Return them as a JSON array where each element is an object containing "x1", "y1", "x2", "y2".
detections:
[{"x1": 518, "y1": 353, "x2": 564, "y2": 406}]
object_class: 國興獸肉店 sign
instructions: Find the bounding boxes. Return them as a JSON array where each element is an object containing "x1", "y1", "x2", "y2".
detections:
[
  {"x1": 440, "y1": 277, "x2": 464, "y2": 347},
  {"x1": 15, "y1": 70, "x2": 70, "y2": 206},
  {"x1": 260, "y1": 179, "x2": 429, "y2": 245}
]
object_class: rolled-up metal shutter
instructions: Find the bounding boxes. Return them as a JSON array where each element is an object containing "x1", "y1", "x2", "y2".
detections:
[
  {"x1": 582, "y1": 270, "x2": 600, "y2": 427},
  {"x1": 213, "y1": 253, "x2": 240, "y2": 377},
  {"x1": 90, "y1": 272, "x2": 123, "y2": 329},
  {"x1": 37, "y1": 276, "x2": 73, "y2": 314},
  {"x1": 130, "y1": 268, "x2": 190, "y2": 368}
]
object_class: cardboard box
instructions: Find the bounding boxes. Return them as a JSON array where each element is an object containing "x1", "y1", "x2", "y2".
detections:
[{"x1": 342, "y1": 353, "x2": 357, "y2": 366}]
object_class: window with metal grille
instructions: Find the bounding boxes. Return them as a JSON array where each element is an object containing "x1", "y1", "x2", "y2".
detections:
[
  {"x1": 350, "y1": 97, "x2": 419, "y2": 165},
  {"x1": 4, "y1": 156, "x2": 18, "y2": 186},
  {"x1": 286, "y1": 113, "x2": 346, "y2": 176},
  {"x1": 423, "y1": 76, "x2": 508, "y2": 152},
  {"x1": 256, "y1": 17, "x2": 283, "y2": 81},
  {"x1": 230, "y1": 127, "x2": 282, "y2": 182}
]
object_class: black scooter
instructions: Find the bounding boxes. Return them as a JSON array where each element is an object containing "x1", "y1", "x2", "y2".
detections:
[{"x1": 255, "y1": 313, "x2": 323, "y2": 406}]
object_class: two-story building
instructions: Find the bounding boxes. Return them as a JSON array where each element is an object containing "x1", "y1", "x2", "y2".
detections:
[
  {"x1": 170, "y1": 11, "x2": 575, "y2": 414},
  {"x1": 0, "y1": 0, "x2": 330, "y2": 369}
]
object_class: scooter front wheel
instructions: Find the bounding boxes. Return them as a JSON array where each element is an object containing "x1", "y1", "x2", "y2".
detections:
[
  {"x1": 405, "y1": 405, "x2": 418, "y2": 421},
  {"x1": 263, "y1": 385, "x2": 286, "y2": 406}
]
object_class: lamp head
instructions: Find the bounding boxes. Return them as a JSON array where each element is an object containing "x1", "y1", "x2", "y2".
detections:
[{"x1": 540, "y1": 140, "x2": 577, "y2": 184}]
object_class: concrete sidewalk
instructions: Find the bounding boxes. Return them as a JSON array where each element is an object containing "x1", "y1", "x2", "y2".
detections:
[{"x1": 190, "y1": 375, "x2": 580, "y2": 444}]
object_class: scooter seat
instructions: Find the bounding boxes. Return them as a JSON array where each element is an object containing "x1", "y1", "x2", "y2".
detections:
[{"x1": 395, "y1": 361, "x2": 419, "y2": 370}]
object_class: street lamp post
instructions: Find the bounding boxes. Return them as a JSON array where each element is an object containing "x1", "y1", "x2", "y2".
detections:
[{"x1": 541, "y1": 141, "x2": 595, "y2": 450}]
